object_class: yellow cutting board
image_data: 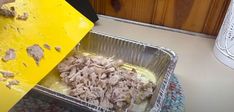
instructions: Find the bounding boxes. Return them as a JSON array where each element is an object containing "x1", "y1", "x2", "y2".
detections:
[{"x1": 0, "y1": 0, "x2": 93, "y2": 111}]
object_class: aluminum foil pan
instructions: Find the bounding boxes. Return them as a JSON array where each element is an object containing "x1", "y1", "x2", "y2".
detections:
[{"x1": 32, "y1": 31, "x2": 177, "y2": 112}]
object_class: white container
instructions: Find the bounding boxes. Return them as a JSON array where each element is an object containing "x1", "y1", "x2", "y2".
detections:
[{"x1": 214, "y1": 0, "x2": 234, "y2": 69}]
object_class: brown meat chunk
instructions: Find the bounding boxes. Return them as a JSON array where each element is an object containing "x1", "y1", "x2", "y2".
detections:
[
  {"x1": 0, "y1": 70, "x2": 14, "y2": 78},
  {"x1": 90, "y1": 86, "x2": 104, "y2": 98},
  {"x1": 89, "y1": 99, "x2": 99, "y2": 106},
  {"x1": 6, "y1": 79, "x2": 19, "y2": 89},
  {"x1": 0, "y1": 7, "x2": 16, "y2": 18},
  {"x1": 57, "y1": 55, "x2": 156, "y2": 111},
  {"x1": 43, "y1": 43, "x2": 51, "y2": 50},
  {"x1": 70, "y1": 88, "x2": 85, "y2": 96},
  {"x1": 55, "y1": 46, "x2": 61, "y2": 52},
  {"x1": 16, "y1": 12, "x2": 28, "y2": 20},
  {"x1": 108, "y1": 75, "x2": 120, "y2": 85},
  {"x1": 0, "y1": 77, "x2": 6, "y2": 82},
  {"x1": 100, "y1": 97, "x2": 113, "y2": 109},
  {"x1": 2, "y1": 48, "x2": 16, "y2": 62},
  {"x1": 26, "y1": 44, "x2": 44, "y2": 65}
]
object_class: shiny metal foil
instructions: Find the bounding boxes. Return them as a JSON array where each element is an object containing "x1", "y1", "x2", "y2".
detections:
[{"x1": 33, "y1": 31, "x2": 177, "y2": 112}]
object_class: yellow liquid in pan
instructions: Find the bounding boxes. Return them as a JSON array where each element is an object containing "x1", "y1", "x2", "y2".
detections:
[{"x1": 39, "y1": 52, "x2": 157, "y2": 111}]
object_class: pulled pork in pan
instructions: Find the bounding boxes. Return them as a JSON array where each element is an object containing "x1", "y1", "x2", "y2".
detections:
[{"x1": 57, "y1": 55, "x2": 156, "y2": 111}]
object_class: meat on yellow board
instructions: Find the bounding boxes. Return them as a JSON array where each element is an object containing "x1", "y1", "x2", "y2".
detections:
[{"x1": 0, "y1": 0, "x2": 93, "y2": 111}]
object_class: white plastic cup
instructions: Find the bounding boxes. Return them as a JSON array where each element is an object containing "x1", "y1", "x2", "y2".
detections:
[{"x1": 214, "y1": 0, "x2": 234, "y2": 69}]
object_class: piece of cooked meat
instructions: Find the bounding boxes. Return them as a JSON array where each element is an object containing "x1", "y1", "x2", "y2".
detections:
[
  {"x1": 57, "y1": 55, "x2": 156, "y2": 111},
  {"x1": 55, "y1": 46, "x2": 61, "y2": 52},
  {"x1": 0, "y1": 77, "x2": 6, "y2": 82},
  {"x1": 43, "y1": 43, "x2": 51, "y2": 50},
  {"x1": 16, "y1": 12, "x2": 28, "y2": 20},
  {"x1": 100, "y1": 97, "x2": 113, "y2": 109},
  {"x1": 6, "y1": 79, "x2": 19, "y2": 89},
  {"x1": 0, "y1": 70, "x2": 14, "y2": 78},
  {"x1": 26, "y1": 44, "x2": 44, "y2": 65},
  {"x1": 0, "y1": 6, "x2": 16, "y2": 18},
  {"x1": 2, "y1": 48, "x2": 16, "y2": 62}
]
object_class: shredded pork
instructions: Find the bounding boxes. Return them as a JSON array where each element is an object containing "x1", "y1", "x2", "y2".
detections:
[
  {"x1": 16, "y1": 12, "x2": 28, "y2": 20},
  {"x1": 58, "y1": 55, "x2": 156, "y2": 111},
  {"x1": 2, "y1": 48, "x2": 16, "y2": 62},
  {"x1": 0, "y1": 6, "x2": 16, "y2": 18},
  {"x1": 26, "y1": 44, "x2": 44, "y2": 65}
]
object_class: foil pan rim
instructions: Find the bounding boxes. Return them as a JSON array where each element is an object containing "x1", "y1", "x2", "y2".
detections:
[{"x1": 34, "y1": 30, "x2": 178, "y2": 112}]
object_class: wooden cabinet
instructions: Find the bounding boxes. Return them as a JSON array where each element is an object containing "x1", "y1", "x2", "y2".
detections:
[{"x1": 90, "y1": 0, "x2": 230, "y2": 37}]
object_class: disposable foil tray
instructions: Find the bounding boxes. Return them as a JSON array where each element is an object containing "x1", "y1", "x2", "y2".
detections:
[{"x1": 18, "y1": 31, "x2": 177, "y2": 112}]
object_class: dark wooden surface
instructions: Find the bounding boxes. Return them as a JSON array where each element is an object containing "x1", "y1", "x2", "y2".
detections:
[{"x1": 90, "y1": 0, "x2": 230, "y2": 37}]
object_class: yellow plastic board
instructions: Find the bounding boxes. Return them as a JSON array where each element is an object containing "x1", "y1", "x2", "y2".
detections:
[{"x1": 0, "y1": 0, "x2": 93, "y2": 111}]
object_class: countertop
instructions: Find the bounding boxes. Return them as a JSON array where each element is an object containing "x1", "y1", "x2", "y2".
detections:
[{"x1": 92, "y1": 16, "x2": 234, "y2": 112}]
